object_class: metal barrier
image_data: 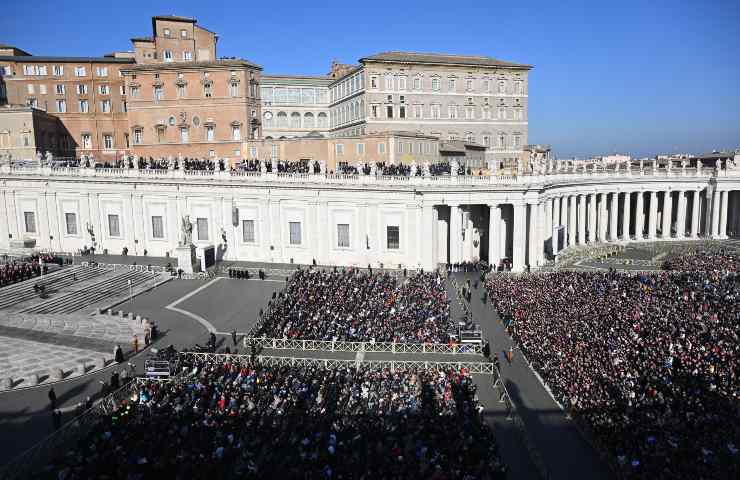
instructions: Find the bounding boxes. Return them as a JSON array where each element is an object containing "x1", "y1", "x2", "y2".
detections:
[
  {"x1": 242, "y1": 336, "x2": 482, "y2": 355},
  {"x1": 179, "y1": 351, "x2": 495, "y2": 373}
]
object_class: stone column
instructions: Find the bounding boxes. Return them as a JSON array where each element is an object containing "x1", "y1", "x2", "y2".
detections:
[
  {"x1": 647, "y1": 191, "x2": 658, "y2": 240},
  {"x1": 577, "y1": 194, "x2": 586, "y2": 245},
  {"x1": 662, "y1": 191, "x2": 673, "y2": 239},
  {"x1": 560, "y1": 196, "x2": 569, "y2": 247},
  {"x1": 568, "y1": 195, "x2": 577, "y2": 247},
  {"x1": 588, "y1": 193, "x2": 597, "y2": 243},
  {"x1": 609, "y1": 192, "x2": 618, "y2": 241},
  {"x1": 422, "y1": 204, "x2": 437, "y2": 270},
  {"x1": 598, "y1": 193, "x2": 607, "y2": 242},
  {"x1": 690, "y1": 189, "x2": 701, "y2": 238},
  {"x1": 622, "y1": 192, "x2": 631, "y2": 241},
  {"x1": 512, "y1": 203, "x2": 526, "y2": 272},
  {"x1": 488, "y1": 204, "x2": 500, "y2": 268},
  {"x1": 719, "y1": 190, "x2": 728, "y2": 238},
  {"x1": 527, "y1": 202, "x2": 539, "y2": 267},
  {"x1": 545, "y1": 198, "x2": 553, "y2": 240},
  {"x1": 635, "y1": 191, "x2": 644, "y2": 240},
  {"x1": 538, "y1": 201, "x2": 546, "y2": 264},
  {"x1": 711, "y1": 188, "x2": 721, "y2": 238},
  {"x1": 675, "y1": 191, "x2": 686, "y2": 239},
  {"x1": 449, "y1": 204, "x2": 461, "y2": 264},
  {"x1": 500, "y1": 209, "x2": 509, "y2": 263}
]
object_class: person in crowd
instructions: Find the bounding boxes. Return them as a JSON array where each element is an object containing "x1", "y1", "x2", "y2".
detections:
[
  {"x1": 48, "y1": 387, "x2": 56, "y2": 411},
  {"x1": 485, "y1": 252, "x2": 739, "y2": 480},
  {"x1": 114, "y1": 344, "x2": 124, "y2": 363}
]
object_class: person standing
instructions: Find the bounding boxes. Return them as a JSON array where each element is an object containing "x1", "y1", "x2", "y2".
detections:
[
  {"x1": 48, "y1": 387, "x2": 57, "y2": 411},
  {"x1": 506, "y1": 346, "x2": 514, "y2": 364},
  {"x1": 114, "y1": 344, "x2": 124, "y2": 363},
  {"x1": 52, "y1": 410, "x2": 62, "y2": 431},
  {"x1": 132, "y1": 335, "x2": 139, "y2": 354},
  {"x1": 231, "y1": 329, "x2": 238, "y2": 347}
]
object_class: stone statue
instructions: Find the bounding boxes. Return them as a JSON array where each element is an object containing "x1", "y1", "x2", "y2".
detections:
[
  {"x1": 547, "y1": 157, "x2": 553, "y2": 173},
  {"x1": 639, "y1": 158, "x2": 644, "y2": 173},
  {"x1": 450, "y1": 159, "x2": 459, "y2": 177},
  {"x1": 35, "y1": 151, "x2": 43, "y2": 166},
  {"x1": 260, "y1": 160, "x2": 267, "y2": 173},
  {"x1": 271, "y1": 158, "x2": 277, "y2": 172},
  {"x1": 319, "y1": 160, "x2": 326, "y2": 174},
  {"x1": 423, "y1": 161, "x2": 431, "y2": 177},
  {"x1": 715, "y1": 158, "x2": 721, "y2": 171},
  {"x1": 312, "y1": 160, "x2": 319, "y2": 174},
  {"x1": 44, "y1": 151, "x2": 53, "y2": 166},
  {"x1": 180, "y1": 215, "x2": 193, "y2": 246},
  {"x1": 515, "y1": 158, "x2": 523, "y2": 176},
  {"x1": 730, "y1": 154, "x2": 740, "y2": 170},
  {"x1": 410, "y1": 162, "x2": 418, "y2": 177},
  {"x1": 370, "y1": 162, "x2": 377, "y2": 176}
]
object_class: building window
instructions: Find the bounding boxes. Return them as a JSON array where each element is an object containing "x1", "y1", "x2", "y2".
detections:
[
  {"x1": 448, "y1": 78, "x2": 456, "y2": 91},
  {"x1": 356, "y1": 143, "x2": 364, "y2": 155},
  {"x1": 180, "y1": 128, "x2": 189, "y2": 143},
  {"x1": 101, "y1": 100, "x2": 111, "y2": 112},
  {"x1": 335, "y1": 143, "x2": 344, "y2": 155},
  {"x1": 103, "y1": 134, "x2": 113, "y2": 149},
  {"x1": 164, "y1": 50, "x2": 173, "y2": 62},
  {"x1": 384, "y1": 74, "x2": 393, "y2": 90},
  {"x1": 204, "y1": 84, "x2": 212, "y2": 98},
  {"x1": 180, "y1": 29, "x2": 188, "y2": 38},
  {"x1": 177, "y1": 83, "x2": 185, "y2": 97},
  {"x1": 196, "y1": 218, "x2": 209, "y2": 241},
  {"x1": 371, "y1": 105, "x2": 379, "y2": 118},
  {"x1": 483, "y1": 79, "x2": 490, "y2": 92},
  {"x1": 466, "y1": 79, "x2": 474, "y2": 91},
  {"x1": 163, "y1": 28, "x2": 171, "y2": 37},
  {"x1": 98, "y1": 84, "x2": 109, "y2": 95},
  {"x1": 448, "y1": 104, "x2": 458, "y2": 119},
  {"x1": 498, "y1": 134, "x2": 506, "y2": 148},
  {"x1": 133, "y1": 129, "x2": 143, "y2": 145},
  {"x1": 182, "y1": 51, "x2": 192, "y2": 61},
  {"x1": 387, "y1": 226, "x2": 399, "y2": 250},
  {"x1": 154, "y1": 86, "x2": 163, "y2": 102},
  {"x1": 232, "y1": 125, "x2": 241, "y2": 140},
  {"x1": 370, "y1": 75, "x2": 378, "y2": 88},
  {"x1": 27, "y1": 84, "x2": 35, "y2": 95},
  {"x1": 386, "y1": 105, "x2": 393, "y2": 119},
  {"x1": 399, "y1": 105, "x2": 406, "y2": 118},
  {"x1": 317, "y1": 112, "x2": 327, "y2": 128},
  {"x1": 65, "y1": 213, "x2": 77, "y2": 235},
  {"x1": 23, "y1": 212, "x2": 36, "y2": 234},
  {"x1": 465, "y1": 106, "x2": 475, "y2": 119},
  {"x1": 108, "y1": 214, "x2": 120, "y2": 237},
  {"x1": 378, "y1": 143, "x2": 386, "y2": 154},
  {"x1": 498, "y1": 80, "x2": 506, "y2": 94},
  {"x1": 130, "y1": 86, "x2": 139, "y2": 98},
  {"x1": 96, "y1": 67, "x2": 108, "y2": 77},
  {"x1": 53, "y1": 65, "x2": 63, "y2": 76},
  {"x1": 515, "y1": 80, "x2": 523, "y2": 94},
  {"x1": 242, "y1": 220, "x2": 255, "y2": 243},
  {"x1": 122, "y1": 101, "x2": 127, "y2": 113},
  {"x1": 38, "y1": 84, "x2": 47, "y2": 95},
  {"x1": 271, "y1": 144, "x2": 278, "y2": 160},
  {"x1": 151, "y1": 216, "x2": 164, "y2": 239},
  {"x1": 230, "y1": 82, "x2": 239, "y2": 97},
  {"x1": 413, "y1": 104, "x2": 423, "y2": 118},
  {"x1": 74, "y1": 66, "x2": 86, "y2": 77},
  {"x1": 56, "y1": 100, "x2": 66, "y2": 113},
  {"x1": 514, "y1": 134, "x2": 521, "y2": 148},
  {"x1": 337, "y1": 223, "x2": 350, "y2": 248},
  {"x1": 81, "y1": 133, "x2": 92, "y2": 149},
  {"x1": 413, "y1": 77, "x2": 421, "y2": 90},
  {"x1": 483, "y1": 135, "x2": 491, "y2": 147},
  {"x1": 398, "y1": 76, "x2": 407, "y2": 90},
  {"x1": 55, "y1": 84, "x2": 65, "y2": 95},
  {"x1": 290, "y1": 112, "x2": 300, "y2": 128},
  {"x1": 120, "y1": 85, "x2": 126, "y2": 96},
  {"x1": 289, "y1": 222, "x2": 302, "y2": 245}
]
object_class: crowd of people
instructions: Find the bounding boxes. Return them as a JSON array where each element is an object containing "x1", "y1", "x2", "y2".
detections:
[
  {"x1": 662, "y1": 249, "x2": 738, "y2": 272},
  {"x1": 0, "y1": 254, "x2": 60, "y2": 287},
  {"x1": 43, "y1": 359, "x2": 506, "y2": 479},
  {"x1": 485, "y1": 264, "x2": 739, "y2": 479},
  {"x1": 234, "y1": 159, "x2": 314, "y2": 174},
  {"x1": 255, "y1": 269, "x2": 454, "y2": 343}
]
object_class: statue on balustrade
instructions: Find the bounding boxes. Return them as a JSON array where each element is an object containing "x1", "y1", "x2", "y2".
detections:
[
  {"x1": 450, "y1": 159, "x2": 459, "y2": 176},
  {"x1": 715, "y1": 158, "x2": 722, "y2": 171},
  {"x1": 319, "y1": 160, "x2": 326, "y2": 174},
  {"x1": 44, "y1": 151, "x2": 53, "y2": 166},
  {"x1": 423, "y1": 161, "x2": 431, "y2": 177},
  {"x1": 410, "y1": 162, "x2": 418, "y2": 177},
  {"x1": 180, "y1": 215, "x2": 193, "y2": 246},
  {"x1": 260, "y1": 160, "x2": 267, "y2": 174}
]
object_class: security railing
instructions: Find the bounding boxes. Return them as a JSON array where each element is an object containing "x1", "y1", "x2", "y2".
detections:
[
  {"x1": 241, "y1": 336, "x2": 482, "y2": 355},
  {"x1": 178, "y1": 351, "x2": 495, "y2": 372}
]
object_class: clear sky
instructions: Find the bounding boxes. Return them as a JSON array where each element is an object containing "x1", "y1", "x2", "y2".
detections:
[{"x1": 2, "y1": 0, "x2": 738, "y2": 158}]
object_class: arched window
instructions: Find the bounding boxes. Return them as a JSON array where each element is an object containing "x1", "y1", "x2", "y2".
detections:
[
  {"x1": 317, "y1": 112, "x2": 328, "y2": 128},
  {"x1": 168, "y1": 116, "x2": 176, "y2": 126},
  {"x1": 290, "y1": 112, "x2": 301, "y2": 128},
  {"x1": 263, "y1": 111, "x2": 273, "y2": 128},
  {"x1": 465, "y1": 132, "x2": 475, "y2": 143},
  {"x1": 359, "y1": 100, "x2": 364, "y2": 118},
  {"x1": 498, "y1": 133, "x2": 507, "y2": 148},
  {"x1": 350, "y1": 102, "x2": 355, "y2": 120},
  {"x1": 303, "y1": 112, "x2": 315, "y2": 129},
  {"x1": 276, "y1": 111, "x2": 288, "y2": 128}
]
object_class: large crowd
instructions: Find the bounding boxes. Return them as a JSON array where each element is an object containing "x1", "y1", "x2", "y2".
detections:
[
  {"x1": 43, "y1": 359, "x2": 506, "y2": 479},
  {"x1": 0, "y1": 254, "x2": 60, "y2": 288},
  {"x1": 662, "y1": 249, "x2": 738, "y2": 272},
  {"x1": 255, "y1": 269, "x2": 454, "y2": 343},
  {"x1": 486, "y1": 263, "x2": 739, "y2": 479}
]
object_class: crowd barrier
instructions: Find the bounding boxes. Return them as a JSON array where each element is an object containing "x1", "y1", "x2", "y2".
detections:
[
  {"x1": 242, "y1": 336, "x2": 482, "y2": 355},
  {"x1": 179, "y1": 351, "x2": 495, "y2": 373}
]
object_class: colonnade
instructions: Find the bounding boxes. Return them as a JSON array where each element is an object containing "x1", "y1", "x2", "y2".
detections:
[{"x1": 444, "y1": 185, "x2": 738, "y2": 270}]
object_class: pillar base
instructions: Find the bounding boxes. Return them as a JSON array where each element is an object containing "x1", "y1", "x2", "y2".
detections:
[{"x1": 174, "y1": 244, "x2": 197, "y2": 274}]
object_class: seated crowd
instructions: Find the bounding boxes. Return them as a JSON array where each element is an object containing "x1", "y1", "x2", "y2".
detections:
[
  {"x1": 44, "y1": 359, "x2": 506, "y2": 479},
  {"x1": 255, "y1": 269, "x2": 453, "y2": 343},
  {"x1": 486, "y1": 265, "x2": 739, "y2": 479},
  {"x1": 662, "y1": 249, "x2": 738, "y2": 272}
]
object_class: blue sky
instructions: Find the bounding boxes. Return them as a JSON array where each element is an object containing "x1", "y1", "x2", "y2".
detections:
[{"x1": 2, "y1": 0, "x2": 738, "y2": 158}]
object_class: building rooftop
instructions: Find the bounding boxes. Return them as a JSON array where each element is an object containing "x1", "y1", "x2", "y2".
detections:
[
  {"x1": 152, "y1": 15, "x2": 197, "y2": 23},
  {"x1": 360, "y1": 51, "x2": 532, "y2": 69},
  {"x1": 262, "y1": 74, "x2": 332, "y2": 86},
  {"x1": 0, "y1": 55, "x2": 135, "y2": 64},
  {"x1": 123, "y1": 58, "x2": 262, "y2": 71}
]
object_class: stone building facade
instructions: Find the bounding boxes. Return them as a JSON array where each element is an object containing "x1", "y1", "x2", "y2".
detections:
[
  {"x1": 260, "y1": 75, "x2": 331, "y2": 139},
  {"x1": 0, "y1": 105, "x2": 74, "y2": 160},
  {"x1": 0, "y1": 53, "x2": 134, "y2": 158},
  {"x1": 328, "y1": 52, "x2": 530, "y2": 168}
]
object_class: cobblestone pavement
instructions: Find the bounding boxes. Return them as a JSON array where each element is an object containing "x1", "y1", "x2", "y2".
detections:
[{"x1": 0, "y1": 312, "x2": 146, "y2": 346}]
